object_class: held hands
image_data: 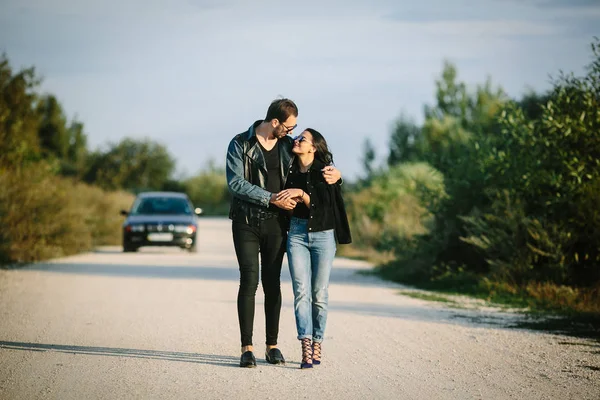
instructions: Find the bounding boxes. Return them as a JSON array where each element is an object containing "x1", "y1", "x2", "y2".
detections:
[
  {"x1": 276, "y1": 188, "x2": 304, "y2": 201},
  {"x1": 322, "y1": 166, "x2": 341, "y2": 184},
  {"x1": 270, "y1": 193, "x2": 297, "y2": 210}
]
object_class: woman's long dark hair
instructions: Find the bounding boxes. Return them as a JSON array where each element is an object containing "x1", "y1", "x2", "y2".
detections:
[{"x1": 305, "y1": 128, "x2": 334, "y2": 166}]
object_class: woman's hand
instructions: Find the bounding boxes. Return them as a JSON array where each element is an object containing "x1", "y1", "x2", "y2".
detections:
[{"x1": 276, "y1": 188, "x2": 304, "y2": 201}]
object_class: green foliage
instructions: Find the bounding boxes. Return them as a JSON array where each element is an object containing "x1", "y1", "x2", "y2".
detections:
[
  {"x1": 84, "y1": 138, "x2": 176, "y2": 191},
  {"x1": 346, "y1": 162, "x2": 446, "y2": 253},
  {"x1": 356, "y1": 39, "x2": 600, "y2": 314},
  {"x1": 37, "y1": 95, "x2": 70, "y2": 159},
  {"x1": 0, "y1": 52, "x2": 161, "y2": 265},
  {"x1": 183, "y1": 161, "x2": 231, "y2": 215},
  {"x1": 397, "y1": 291, "x2": 457, "y2": 304},
  {"x1": 458, "y1": 39, "x2": 600, "y2": 287},
  {"x1": 360, "y1": 138, "x2": 377, "y2": 182},
  {"x1": 35, "y1": 95, "x2": 89, "y2": 177},
  {"x1": 74, "y1": 183, "x2": 136, "y2": 246},
  {"x1": 460, "y1": 191, "x2": 575, "y2": 284},
  {"x1": 0, "y1": 164, "x2": 135, "y2": 264},
  {"x1": 61, "y1": 121, "x2": 89, "y2": 178},
  {"x1": 387, "y1": 115, "x2": 428, "y2": 166},
  {"x1": 387, "y1": 61, "x2": 509, "y2": 279},
  {"x1": 0, "y1": 54, "x2": 42, "y2": 170},
  {"x1": 388, "y1": 115, "x2": 424, "y2": 166},
  {"x1": 0, "y1": 164, "x2": 88, "y2": 263},
  {"x1": 0, "y1": 55, "x2": 89, "y2": 179},
  {"x1": 425, "y1": 61, "x2": 506, "y2": 130},
  {"x1": 420, "y1": 115, "x2": 473, "y2": 174}
]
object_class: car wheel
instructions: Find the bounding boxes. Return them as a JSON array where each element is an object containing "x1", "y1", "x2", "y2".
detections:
[{"x1": 188, "y1": 243, "x2": 197, "y2": 253}]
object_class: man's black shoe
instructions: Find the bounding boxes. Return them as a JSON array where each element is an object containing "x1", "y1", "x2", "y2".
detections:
[
  {"x1": 265, "y1": 348, "x2": 286, "y2": 365},
  {"x1": 240, "y1": 351, "x2": 257, "y2": 368}
]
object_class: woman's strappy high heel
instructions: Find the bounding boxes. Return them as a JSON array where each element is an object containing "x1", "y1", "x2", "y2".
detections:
[
  {"x1": 312, "y1": 342, "x2": 321, "y2": 365},
  {"x1": 300, "y1": 338, "x2": 313, "y2": 369}
]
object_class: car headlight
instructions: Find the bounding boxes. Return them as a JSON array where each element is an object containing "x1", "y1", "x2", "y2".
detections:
[
  {"x1": 174, "y1": 225, "x2": 196, "y2": 234},
  {"x1": 125, "y1": 224, "x2": 145, "y2": 232}
]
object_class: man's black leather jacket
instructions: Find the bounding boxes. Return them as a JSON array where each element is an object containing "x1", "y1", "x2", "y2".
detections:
[{"x1": 226, "y1": 120, "x2": 294, "y2": 227}]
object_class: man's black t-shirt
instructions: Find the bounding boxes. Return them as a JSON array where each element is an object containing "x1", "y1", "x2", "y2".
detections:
[{"x1": 259, "y1": 140, "x2": 281, "y2": 212}]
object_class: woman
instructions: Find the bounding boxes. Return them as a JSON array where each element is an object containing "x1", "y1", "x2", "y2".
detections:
[{"x1": 276, "y1": 128, "x2": 351, "y2": 369}]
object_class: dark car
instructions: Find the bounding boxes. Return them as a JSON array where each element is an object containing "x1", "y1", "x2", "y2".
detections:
[{"x1": 120, "y1": 192, "x2": 203, "y2": 252}]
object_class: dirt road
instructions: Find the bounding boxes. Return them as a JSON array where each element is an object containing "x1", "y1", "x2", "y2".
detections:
[{"x1": 0, "y1": 217, "x2": 598, "y2": 399}]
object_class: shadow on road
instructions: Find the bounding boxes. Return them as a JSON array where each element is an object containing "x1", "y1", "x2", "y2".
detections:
[
  {"x1": 0, "y1": 341, "x2": 240, "y2": 368},
  {"x1": 20, "y1": 262, "x2": 394, "y2": 288},
  {"x1": 328, "y1": 301, "x2": 600, "y2": 341},
  {"x1": 26, "y1": 263, "x2": 241, "y2": 281},
  {"x1": 92, "y1": 248, "x2": 190, "y2": 255},
  {"x1": 12, "y1": 259, "x2": 598, "y2": 341}
]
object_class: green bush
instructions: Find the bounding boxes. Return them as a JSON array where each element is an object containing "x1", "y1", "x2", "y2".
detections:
[
  {"x1": 0, "y1": 163, "x2": 134, "y2": 264},
  {"x1": 459, "y1": 40, "x2": 600, "y2": 287},
  {"x1": 184, "y1": 165, "x2": 231, "y2": 216},
  {"x1": 345, "y1": 162, "x2": 446, "y2": 253},
  {"x1": 0, "y1": 164, "x2": 91, "y2": 263},
  {"x1": 73, "y1": 182, "x2": 135, "y2": 246},
  {"x1": 460, "y1": 191, "x2": 574, "y2": 285},
  {"x1": 363, "y1": 39, "x2": 600, "y2": 316}
]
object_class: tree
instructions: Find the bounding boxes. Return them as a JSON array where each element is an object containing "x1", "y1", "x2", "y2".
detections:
[
  {"x1": 424, "y1": 62, "x2": 505, "y2": 131},
  {"x1": 424, "y1": 61, "x2": 470, "y2": 124},
  {"x1": 62, "y1": 120, "x2": 89, "y2": 177},
  {"x1": 37, "y1": 95, "x2": 69, "y2": 159},
  {"x1": 516, "y1": 90, "x2": 551, "y2": 121},
  {"x1": 84, "y1": 138, "x2": 176, "y2": 191},
  {"x1": 35, "y1": 95, "x2": 90, "y2": 177},
  {"x1": 387, "y1": 115, "x2": 423, "y2": 166},
  {"x1": 461, "y1": 38, "x2": 600, "y2": 286},
  {"x1": 379, "y1": 61, "x2": 509, "y2": 278},
  {"x1": 361, "y1": 138, "x2": 376, "y2": 179},
  {"x1": 0, "y1": 54, "x2": 42, "y2": 170},
  {"x1": 184, "y1": 160, "x2": 231, "y2": 215}
]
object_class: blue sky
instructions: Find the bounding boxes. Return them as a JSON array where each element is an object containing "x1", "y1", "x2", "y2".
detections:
[{"x1": 1, "y1": 0, "x2": 598, "y2": 180}]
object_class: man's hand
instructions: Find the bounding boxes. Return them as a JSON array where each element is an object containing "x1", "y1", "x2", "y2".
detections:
[
  {"x1": 322, "y1": 166, "x2": 341, "y2": 184},
  {"x1": 270, "y1": 193, "x2": 298, "y2": 210},
  {"x1": 276, "y1": 188, "x2": 303, "y2": 201}
]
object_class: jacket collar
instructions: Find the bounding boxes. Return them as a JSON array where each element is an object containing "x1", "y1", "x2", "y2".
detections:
[
  {"x1": 243, "y1": 120, "x2": 262, "y2": 142},
  {"x1": 293, "y1": 157, "x2": 327, "y2": 173},
  {"x1": 244, "y1": 120, "x2": 295, "y2": 179}
]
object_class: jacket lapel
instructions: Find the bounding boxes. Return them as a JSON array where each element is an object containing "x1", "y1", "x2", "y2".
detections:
[
  {"x1": 244, "y1": 122, "x2": 267, "y2": 173},
  {"x1": 246, "y1": 141, "x2": 267, "y2": 173}
]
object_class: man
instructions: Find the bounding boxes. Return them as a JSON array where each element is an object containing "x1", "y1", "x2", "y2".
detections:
[{"x1": 226, "y1": 98, "x2": 341, "y2": 368}]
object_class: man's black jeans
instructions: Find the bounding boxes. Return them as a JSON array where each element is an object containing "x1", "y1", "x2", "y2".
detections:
[{"x1": 232, "y1": 216, "x2": 287, "y2": 347}]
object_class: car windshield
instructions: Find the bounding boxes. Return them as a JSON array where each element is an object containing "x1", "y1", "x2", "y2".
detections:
[{"x1": 130, "y1": 197, "x2": 193, "y2": 215}]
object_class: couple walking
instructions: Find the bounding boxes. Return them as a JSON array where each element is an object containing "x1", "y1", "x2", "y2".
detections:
[{"x1": 225, "y1": 98, "x2": 351, "y2": 369}]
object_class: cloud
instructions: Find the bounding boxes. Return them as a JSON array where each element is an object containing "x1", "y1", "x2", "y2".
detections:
[
  {"x1": 1, "y1": 0, "x2": 235, "y2": 17},
  {"x1": 1, "y1": 0, "x2": 596, "y2": 179},
  {"x1": 535, "y1": 0, "x2": 600, "y2": 8},
  {"x1": 389, "y1": 20, "x2": 564, "y2": 36}
]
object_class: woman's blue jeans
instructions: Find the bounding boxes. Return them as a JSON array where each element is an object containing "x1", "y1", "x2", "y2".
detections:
[{"x1": 287, "y1": 217, "x2": 336, "y2": 343}]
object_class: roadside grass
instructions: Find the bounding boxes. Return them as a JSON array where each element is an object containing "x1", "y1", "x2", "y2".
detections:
[
  {"x1": 337, "y1": 245, "x2": 396, "y2": 265},
  {"x1": 0, "y1": 165, "x2": 135, "y2": 266},
  {"x1": 512, "y1": 314, "x2": 600, "y2": 340},
  {"x1": 397, "y1": 291, "x2": 458, "y2": 305},
  {"x1": 356, "y1": 258, "x2": 600, "y2": 340}
]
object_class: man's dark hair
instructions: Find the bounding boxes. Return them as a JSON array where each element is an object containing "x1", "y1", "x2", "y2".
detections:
[{"x1": 265, "y1": 98, "x2": 298, "y2": 123}]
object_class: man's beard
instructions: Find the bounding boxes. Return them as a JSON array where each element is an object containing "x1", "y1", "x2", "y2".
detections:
[{"x1": 273, "y1": 125, "x2": 288, "y2": 139}]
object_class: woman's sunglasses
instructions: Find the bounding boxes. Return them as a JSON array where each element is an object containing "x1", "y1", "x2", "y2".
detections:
[{"x1": 293, "y1": 135, "x2": 313, "y2": 145}]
